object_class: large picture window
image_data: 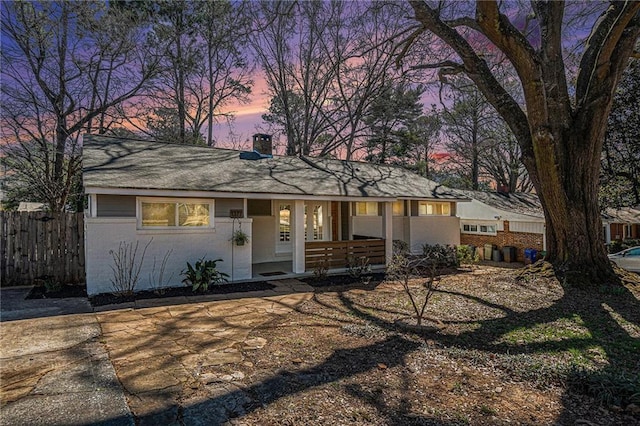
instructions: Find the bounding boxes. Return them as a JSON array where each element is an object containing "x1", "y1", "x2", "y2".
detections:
[{"x1": 139, "y1": 198, "x2": 213, "y2": 229}]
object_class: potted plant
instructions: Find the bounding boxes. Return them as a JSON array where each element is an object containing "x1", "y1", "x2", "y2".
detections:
[{"x1": 232, "y1": 229, "x2": 249, "y2": 246}]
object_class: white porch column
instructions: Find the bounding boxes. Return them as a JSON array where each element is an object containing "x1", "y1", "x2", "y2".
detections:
[
  {"x1": 292, "y1": 200, "x2": 306, "y2": 273},
  {"x1": 383, "y1": 201, "x2": 393, "y2": 265},
  {"x1": 88, "y1": 194, "x2": 97, "y2": 218},
  {"x1": 604, "y1": 223, "x2": 611, "y2": 244}
]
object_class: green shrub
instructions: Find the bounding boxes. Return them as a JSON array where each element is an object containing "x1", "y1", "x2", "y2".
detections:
[
  {"x1": 422, "y1": 243, "x2": 458, "y2": 267},
  {"x1": 567, "y1": 366, "x2": 640, "y2": 407},
  {"x1": 457, "y1": 245, "x2": 479, "y2": 266},
  {"x1": 608, "y1": 239, "x2": 640, "y2": 254},
  {"x1": 181, "y1": 258, "x2": 228, "y2": 292}
]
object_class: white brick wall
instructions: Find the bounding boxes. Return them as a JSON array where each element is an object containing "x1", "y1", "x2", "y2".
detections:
[{"x1": 85, "y1": 217, "x2": 252, "y2": 295}]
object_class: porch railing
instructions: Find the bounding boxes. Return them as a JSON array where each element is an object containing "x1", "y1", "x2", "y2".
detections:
[{"x1": 305, "y1": 239, "x2": 385, "y2": 270}]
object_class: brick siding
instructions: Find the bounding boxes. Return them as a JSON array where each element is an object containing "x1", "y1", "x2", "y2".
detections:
[{"x1": 459, "y1": 220, "x2": 543, "y2": 262}]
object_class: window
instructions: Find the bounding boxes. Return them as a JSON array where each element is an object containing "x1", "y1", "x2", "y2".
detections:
[
  {"x1": 279, "y1": 204, "x2": 291, "y2": 242},
  {"x1": 418, "y1": 202, "x2": 451, "y2": 216},
  {"x1": 462, "y1": 222, "x2": 497, "y2": 235},
  {"x1": 356, "y1": 201, "x2": 378, "y2": 216},
  {"x1": 393, "y1": 200, "x2": 405, "y2": 216},
  {"x1": 139, "y1": 199, "x2": 212, "y2": 228}
]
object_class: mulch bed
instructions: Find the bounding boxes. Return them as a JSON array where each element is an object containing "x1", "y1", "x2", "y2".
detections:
[
  {"x1": 27, "y1": 284, "x2": 87, "y2": 299},
  {"x1": 302, "y1": 272, "x2": 386, "y2": 288},
  {"x1": 89, "y1": 280, "x2": 275, "y2": 307}
]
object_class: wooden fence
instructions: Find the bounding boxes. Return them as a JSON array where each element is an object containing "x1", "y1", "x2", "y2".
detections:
[
  {"x1": 0, "y1": 211, "x2": 85, "y2": 286},
  {"x1": 305, "y1": 239, "x2": 386, "y2": 270}
]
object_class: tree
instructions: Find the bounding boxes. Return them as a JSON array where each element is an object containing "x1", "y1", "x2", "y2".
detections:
[
  {"x1": 252, "y1": 0, "x2": 342, "y2": 156},
  {"x1": 441, "y1": 77, "x2": 531, "y2": 192},
  {"x1": 253, "y1": 1, "x2": 412, "y2": 158},
  {"x1": 481, "y1": 124, "x2": 533, "y2": 193},
  {"x1": 1, "y1": 1, "x2": 158, "y2": 211},
  {"x1": 600, "y1": 58, "x2": 640, "y2": 209},
  {"x1": 197, "y1": 1, "x2": 252, "y2": 147},
  {"x1": 364, "y1": 82, "x2": 424, "y2": 164},
  {"x1": 399, "y1": 1, "x2": 640, "y2": 284},
  {"x1": 396, "y1": 112, "x2": 442, "y2": 178},
  {"x1": 441, "y1": 79, "x2": 496, "y2": 190}
]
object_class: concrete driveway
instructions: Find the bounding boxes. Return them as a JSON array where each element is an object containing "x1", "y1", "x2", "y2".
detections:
[{"x1": 0, "y1": 279, "x2": 313, "y2": 425}]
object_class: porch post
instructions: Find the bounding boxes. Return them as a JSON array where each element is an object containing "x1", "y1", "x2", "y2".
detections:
[
  {"x1": 604, "y1": 224, "x2": 611, "y2": 244},
  {"x1": 383, "y1": 201, "x2": 393, "y2": 265},
  {"x1": 292, "y1": 200, "x2": 306, "y2": 274}
]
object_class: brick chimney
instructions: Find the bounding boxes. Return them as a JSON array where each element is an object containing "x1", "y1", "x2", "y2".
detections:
[
  {"x1": 497, "y1": 184, "x2": 509, "y2": 194},
  {"x1": 253, "y1": 134, "x2": 272, "y2": 155}
]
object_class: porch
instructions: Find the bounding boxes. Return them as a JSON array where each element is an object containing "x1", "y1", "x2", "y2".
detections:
[
  {"x1": 251, "y1": 239, "x2": 386, "y2": 279},
  {"x1": 305, "y1": 239, "x2": 386, "y2": 269}
]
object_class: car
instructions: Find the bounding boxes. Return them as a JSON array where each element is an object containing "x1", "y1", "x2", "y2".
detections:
[{"x1": 608, "y1": 246, "x2": 640, "y2": 273}]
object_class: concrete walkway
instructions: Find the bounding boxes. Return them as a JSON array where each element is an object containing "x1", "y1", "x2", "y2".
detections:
[
  {"x1": 0, "y1": 287, "x2": 93, "y2": 322},
  {"x1": 0, "y1": 313, "x2": 133, "y2": 426},
  {"x1": 0, "y1": 279, "x2": 313, "y2": 425}
]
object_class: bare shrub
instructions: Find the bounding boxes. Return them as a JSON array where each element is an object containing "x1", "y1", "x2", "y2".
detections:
[
  {"x1": 109, "y1": 239, "x2": 151, "y2": 296},
  {"x1": 386, "y1": 252, "x2": 441, "y2": 326},
  {"x1": 148, "y1": 249, "x2": 174, "y2": 294}
]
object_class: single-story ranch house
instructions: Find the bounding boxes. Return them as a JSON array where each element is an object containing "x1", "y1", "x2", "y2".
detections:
[{"x1": 82, "y1": 134, "x2": 468, "y2": 296}]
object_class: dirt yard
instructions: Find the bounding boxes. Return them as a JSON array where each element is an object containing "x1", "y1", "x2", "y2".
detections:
[{"x1": 204, "y1": 266, "x2": 640, "y2": 425}]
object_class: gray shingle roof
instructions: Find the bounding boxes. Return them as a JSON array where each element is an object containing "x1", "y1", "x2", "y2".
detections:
[
  {"x1": 457, "y1": 189, "x2": 544, "y2": 218},
  {"x1": 602, "y1": 206, "x2": 640, "y2": 223},
  {"x1": 82, "y1": 135, "x2": 465, "y2": 200}
]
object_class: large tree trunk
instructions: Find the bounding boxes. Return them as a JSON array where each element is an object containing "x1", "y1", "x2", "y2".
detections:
[
  {"x1": 405, "y1": 0, "x2": 640, "y2": 286},
  {"x1": 528, "y1": 129, "x2": 613, "y2": 284}
]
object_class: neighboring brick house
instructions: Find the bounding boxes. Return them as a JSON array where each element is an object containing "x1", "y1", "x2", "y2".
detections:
[
  {"x1": 456, "y1": 190, "x2": 545, "y2": 262},
  {"x1": 602, "y1": 206, "x2": 640, "y2": 243}
]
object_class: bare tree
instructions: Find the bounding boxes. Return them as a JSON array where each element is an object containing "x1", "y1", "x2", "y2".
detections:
[
  {"x1": 251, "y1": 0, "x2": 341, "y2": 156},
  {"x1": 398, "y1": 1, "x2": 640, "y2": 285},
  {"x1": 197, "y1": 1, "x2": 253, "y2": 147},
  {"x1": 253, "y1": 1, "x2": 414, "y2": 158},
  {"x1": 1, "y1": 1, "x2": 158, "y2": 211},
  {"x1": 481, "y1": 125, "x2": 533, "y2": 193}
]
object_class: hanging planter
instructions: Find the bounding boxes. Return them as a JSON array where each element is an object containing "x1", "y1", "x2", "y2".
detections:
[{"x1": 232, "y1": 229, "x2": 249, "y2": 246}]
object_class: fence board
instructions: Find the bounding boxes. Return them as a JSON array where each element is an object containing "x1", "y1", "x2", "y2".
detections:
[
  {"x1": 0, "y1": 212, "x2": 85, "y2": 286},
  {"x1": 305, "y1": 239, "x2": 385, "y2": 269}
]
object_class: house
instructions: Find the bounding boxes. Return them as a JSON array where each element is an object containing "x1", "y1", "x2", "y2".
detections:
[
  {"x1": 602, "y1": 206, "x2": 640, "y2": 243},
  {"x1": 82, "y1": 134, "x2": 467, "y2": 296},
  {"x1": 456, "y1": 190, "x2": 545, "y2": 262}
]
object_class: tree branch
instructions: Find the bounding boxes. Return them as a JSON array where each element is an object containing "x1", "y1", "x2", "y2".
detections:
[
  {"x1": 404, "y1": 1, "x2": 532, "y2": 154},
  {"x1": 576, "y1": 2, "x2": 640, "y2": 104}
]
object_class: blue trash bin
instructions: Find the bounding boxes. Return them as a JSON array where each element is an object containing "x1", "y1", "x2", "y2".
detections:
[{"x1": 524, "y1": 248, "x2": 537, "y2": 264}]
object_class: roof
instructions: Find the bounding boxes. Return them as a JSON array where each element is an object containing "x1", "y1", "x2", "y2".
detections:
[
  {"x1": 602, "y1": 206, "x2": 640, "y2": 224},
  {"x1": 457, "y1": 189, "x2": 544, "y2": 219},
  {"x1": 82, "y1": 135, "x2": 466, "y2": 201}
]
